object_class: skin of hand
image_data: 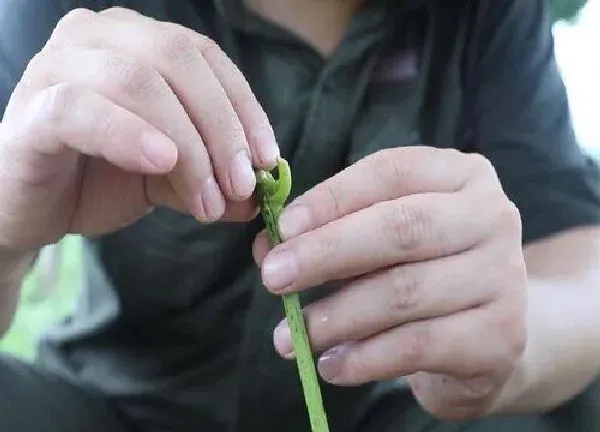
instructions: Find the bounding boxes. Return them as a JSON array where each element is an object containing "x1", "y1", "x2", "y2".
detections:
[
  {"x1": 253, "y1": 146, "x2": 528, "y2": 420},
  {"x1": 0, "y1": 7, "x2": 279, "y2": 253}
]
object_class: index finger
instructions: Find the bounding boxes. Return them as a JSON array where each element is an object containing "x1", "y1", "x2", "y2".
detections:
[{"x1": 277, "y1": 147, "x2": 479, "y2": 240}]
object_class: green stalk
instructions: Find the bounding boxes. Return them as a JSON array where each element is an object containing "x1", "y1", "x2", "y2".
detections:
[{"x1": 256, "y1": 159, "x2": 330, "y2": 432}]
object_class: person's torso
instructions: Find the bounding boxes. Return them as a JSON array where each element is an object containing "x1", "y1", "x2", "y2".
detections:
[{"x1": 37, "y1": 1, "x2": 478, "y2": 431}]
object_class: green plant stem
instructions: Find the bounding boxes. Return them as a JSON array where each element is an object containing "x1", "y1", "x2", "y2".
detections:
[{"x1": 256, "y1": 159, "x2": 330, "y2": 432}]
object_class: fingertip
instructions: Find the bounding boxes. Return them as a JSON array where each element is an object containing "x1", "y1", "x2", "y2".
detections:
[
  {"x1": 252, "y1": 229, "x2": 270, "y2": 265},
  {"x1": 229, "y1": 151, "x2": 257, "y2": 199},
  {"x1": 273, "y1": 319, "x2": 294, "y2": 359},
  {"x1": 261, "y1": 250, "x2": 298, "y2": 293},
  {"x1": 318, "y1": 344, "x2": 349, "y2": 384},
  {"x1": 194, "y1": 177, "x2": 226, "y2": 222},
  {"x1": 140, "y1": 131, "x2": 178, "y2": 173},
  {"x1": 278, "y1": 205, "x2": 312, "y2": 240},
  {"x1": 248, "y1": 125, "x2": 280, "y2": 169}
]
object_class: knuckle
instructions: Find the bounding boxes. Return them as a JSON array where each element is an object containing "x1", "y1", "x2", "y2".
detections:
[
  {"x1": 466, "y1": 152, "x2": 495, "y2": 174},
  {"x1": 401, "y1": 325, "x2": 430, "y2": 367},
  {"x1": 156, "y1": 30, "x2": 197, "y2": 65},
  {"x1": 488, "y1": 196, "x2": 522, "y2": 239},
  {"x1": 313, "y1": 231, "x2": 338, "y2": 270},
  {"x1": 302, "y1": 305, "x2": 332, "y2": 347},
  {"x1": 321, "y1": 181, "x2": 345, "y2": 221},
  {"x1": 472, "y1": 155, "x2": 503, "y2": 190},
  {"x1": 387, "y1": 266, "x2": 421, "y2": 314},
  {"x1": 442, "y1": 147, "x2": 463, "y2": 157},
  {"x1": 464, "y1": 153, "x2": 499, "y2": 183},
  {"x1": 107, "y1": 55, "x2": 164, "y2": 100},
  {"x1": 33, "y1": 83, "x2": 80, "y2": 127},
  {"x1": 55, "y1": 8, "x2": 95, "y2": 34},
  {"x1": 197, "y1": 35, "x2": 223, "y2": 58},
  {"x1": 49, "y1": 9, "x2": 96, "y2": 48},
  {"x1": 382, "y1": 202, "x2": 429, "y2": 252},
  {"x1": 370, "y1": 148, "x2": 411, "y2": 187},
  {"x1": 487, "y1": 299, "x2": 527, "y2": 370},
  {"x1": 501, "y1": 198, "x2": 522, "y2": 230},
  {"x1": 505, "y1": 248, "x2": 527, "y2": 285},
  {"x1": 101, "y1": 6, "x2": 140, "y2": 18},
  {"x1": 510, "y1": 325, "x2": 527, "y2": 360},
  {"x1": 501, "y1": 305, "x2": 527, "y2": 359}
]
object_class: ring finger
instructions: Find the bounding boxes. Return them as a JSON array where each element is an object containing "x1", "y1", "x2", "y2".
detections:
[
  {"x1": 273, "y1": 247, "x2": 502, "y2": 356},
  {"x1": 315, "y1": 304, "x2": 516, "y2": 386}
]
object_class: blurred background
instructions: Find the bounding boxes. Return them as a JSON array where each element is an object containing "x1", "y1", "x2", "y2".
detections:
[{"x1": 0, "y1": 0, "x2": 599, "y2": 360}]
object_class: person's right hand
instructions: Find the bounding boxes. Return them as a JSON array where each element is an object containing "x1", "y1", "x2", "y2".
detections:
[{"x1": 0, "y1": 7, "x2": 279, "y2": 253}]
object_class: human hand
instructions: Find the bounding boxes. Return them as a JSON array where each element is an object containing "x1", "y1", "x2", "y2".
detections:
[
  {"x1": 253, "y1": 147, "x2": 527, "y2": 420},
  {"x1": 0, "y1": 7, "x2": 278, "y2": 252}
]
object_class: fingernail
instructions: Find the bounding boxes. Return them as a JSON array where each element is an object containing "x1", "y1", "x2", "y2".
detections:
[
  {"x1": 262, "y1": 251, "x2": 297, "y2": 292},
  {"x1": 230, "y1": 151, "x2": 256, "y2": 198},
  {"x1": 273, "y1": 319, "x2": 294, "y2": 358},
  {"x1": 141, "y1": 132, "x2": 177, "y2": 172},
  {"x1": 200, "y1": 177, "x2": 225, "y2": 221},
  {"x1": 318, "y1": 345, "x2": 348, "y2": 383},
  {"x1": 251, "y1": 126, "x2": 279, "y2": 168},
  {"x1": 278, "y1": 205, "x2": 311, "y2": 239}
]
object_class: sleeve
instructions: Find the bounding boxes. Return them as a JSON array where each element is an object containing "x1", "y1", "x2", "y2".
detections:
[
  {"x1": 0, "y1": 0, "x2": 111, "y2": 117},
  {"x1": 466, "y1": 0, "x2": 600, "y2": 244}
]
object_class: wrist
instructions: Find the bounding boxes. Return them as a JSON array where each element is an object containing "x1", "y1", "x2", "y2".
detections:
[{"x1": 491, "y1": 278, "x2": 600, "y2": 415}]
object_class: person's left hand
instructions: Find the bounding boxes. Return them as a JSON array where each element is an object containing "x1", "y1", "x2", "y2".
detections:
[{"x1": 252, "y1": 146, "x2": 528, "y2": 420}]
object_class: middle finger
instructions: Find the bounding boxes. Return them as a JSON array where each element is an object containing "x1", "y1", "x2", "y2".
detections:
[
  {"x1": 273, "y1": 248, "x2": 501, "y2": 356},
  {"x1": 261, "y1": 192, "x2": 487, "y2": 294}
]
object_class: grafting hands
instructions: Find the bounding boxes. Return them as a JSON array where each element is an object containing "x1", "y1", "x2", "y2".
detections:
[
  {"x1": 0, "y1": 6, "x2": 528, "y2": 421},
  {"x1": 253, "y1": 147, "x2": 528, "y2": 420}
]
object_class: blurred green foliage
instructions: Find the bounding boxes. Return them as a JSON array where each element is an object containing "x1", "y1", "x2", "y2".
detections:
[
  {"x1": 0, "y1": 236, "x2": 82, "y2": 360},
  {"x1": 549, "y1": 0, "x2": 588, "y2": 21}
]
